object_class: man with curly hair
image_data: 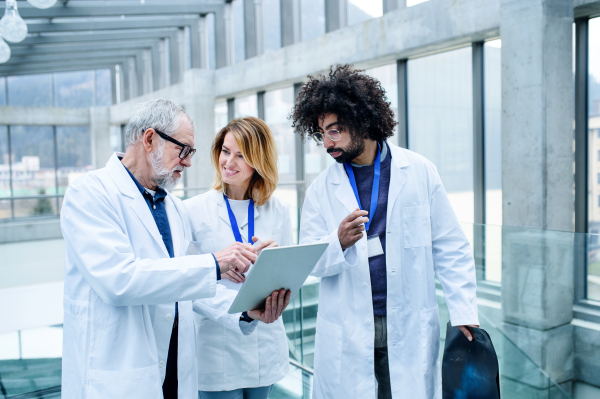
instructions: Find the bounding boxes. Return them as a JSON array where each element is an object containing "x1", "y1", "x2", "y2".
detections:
[{"x1": 292, "y1": 65, "x2": 479, "y2": 399}]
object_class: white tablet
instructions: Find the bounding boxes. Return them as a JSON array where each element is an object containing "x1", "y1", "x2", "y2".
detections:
[{"x1": 228, "y1": 242, "x2": 329, "y2": 314}]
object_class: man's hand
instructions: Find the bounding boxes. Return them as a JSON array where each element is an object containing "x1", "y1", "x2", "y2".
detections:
[
  {"x1": 248, "y1": 289, "x2": 291, "y2": 324},
  {"x1": 222, "y1": 270, "x2": 246, "y2": 283},
  {"x1": 338, "y1": 208, "x2": 369, "y2": 250},
  {"x1": 213, "y1": 242, "x2": 257, "y2": 275},
  {"x1": 458, "y1": 325, "x2": 479, "y2": 341}
]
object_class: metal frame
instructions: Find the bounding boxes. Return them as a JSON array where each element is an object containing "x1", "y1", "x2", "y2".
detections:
[{"x1": 396, "y1": 59, "x2": 408, "y2": 148}]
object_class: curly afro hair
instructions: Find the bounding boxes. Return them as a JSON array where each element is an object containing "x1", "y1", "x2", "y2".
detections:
[{"x1": 291, "y1": 64, "x2": 397, "y2": 143}]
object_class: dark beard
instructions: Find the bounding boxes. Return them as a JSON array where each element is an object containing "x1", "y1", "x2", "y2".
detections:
[{"x1": 327, "y1": 138, "x2": 365, "y2": 164}]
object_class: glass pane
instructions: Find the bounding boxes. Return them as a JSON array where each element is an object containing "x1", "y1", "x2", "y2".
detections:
[
  {"x1": 301, "y1": 0, "x2": 325, "y2": 42},
  {"x1": 265, "y1": 87, "x2": 296, "y2": 184},
  {"x1": 0, "y1": 125, "x2": 9, "y2": 199},
  {"x1": 207, "y1": 13, "x2": 217, "y2": 70},
  {"x1": 54, "y1": 70, "x2": 94, "y2": 108},
  {"x1": 484, "y1": 40, "x2": 502, "y2": 283},
  {"x1": 348, "y1": 0, "x2": 383, "y2": 26},
  {"x1": 365, "y1": 63, "x2": 399, "y2": 144},
  {"x1": 234, "y1": 94, "x2": 258, "y2": 118},
  {"x1": 10, "y1": 126, "x2": 57, "y2": 217},
  {"x1": 304, "y1": 139, "x2": 334, "y2": 189},
  {"x1": 56, "y1": 126, "x2": 92, "y2": 196},
  {"x1": 110, "y1": 125, "x2": 123, "y2": 154},
  {"x1": 215, "y1": 99, "x2": 228, "y2": 134},
  {"x1": 0, "y1": 77, "x2": 6, "y2": 106},
  {"x1": 264, "y1": 0, "x2": 281, "y2": 52},
  {"x1": 407, "y1": 47, "x2": 474, "y2": 224},
  {"x1": 233, "y1": 0, "x2": 246, "y2": 63},
  {"x1": 96, "y1": 69, "x2": 112, "y2": 106},
  {"x1": 588, "y1": 17, "x2": 600, "y2": 301},
  {"x1": 7, "y1": 74, "x2": 52, "y2": 107}
]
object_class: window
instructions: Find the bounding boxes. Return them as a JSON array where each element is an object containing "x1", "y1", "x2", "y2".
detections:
[
  {"x1": 54, "y1": 71, "x2": 95, "y2": 108},
  {"x1": 407, "y1": 47, "x2": 474, "y2": 224},
  {"x1": 215, "y1": 100, "x2": 228, "y2": 134},
  {"x1": 348, "y1": 0, "x2": 383, "y2": 26},
  {"x1": 589, "y1": 17, "x2": 600, "y2": 300},
  {"x1": 365, "y1": 63, "x2": 398, "y2": 144},
  {"x1": 263, "y1": 0, "x2": 281, "y2": 52},
  {"x1": 234, "y1": 95, "x2": 258, "y2": 118},
  {"x1": 301, "y1": 0, "x2": 325, "y2": 41},
  {"x1": 7, "y1": 74, "x2": 52, "y2": 107}
]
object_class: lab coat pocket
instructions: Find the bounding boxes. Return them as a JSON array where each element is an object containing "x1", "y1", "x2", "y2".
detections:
[
  {"x1": 403, "y1": 205, "x2": 432, "y2": 248},
  {"x1": 314, "y1": 314, "x2": 342, "y2": 385},
  {"x1": 87, "y1": 364, "x2": 161, "y2": 399},
  {"x1": 192, "y1": 227, "x2": 215, "y2": 253},
  {"x1": 195, "y1": 318, "x2": 224, "y2": 375},
  {"x1": 419, "y1": 305, "x2": 440, "y2": 374}
]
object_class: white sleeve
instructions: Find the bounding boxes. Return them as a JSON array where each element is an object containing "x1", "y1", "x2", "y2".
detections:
[
  {"x1": 299, "y1": 185, "x2": 358, "y2": 278},
  {"x1": 60, "y1": 180, "x2": 217, "y2": 307},
  {"x1": 428, "y1": 166, "x2": 479, "y2": 326},
  {"x1": 192, "y1": 284, "x2": 257, "y2": 335}
]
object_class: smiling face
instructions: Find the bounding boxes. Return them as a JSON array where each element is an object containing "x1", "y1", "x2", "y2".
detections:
[
  {"x1": 218, "y1": 132, "x2": 256, "y2": 192},
  {"x1": 318, "y1": 113, "x2": 365, "y2": 164}
]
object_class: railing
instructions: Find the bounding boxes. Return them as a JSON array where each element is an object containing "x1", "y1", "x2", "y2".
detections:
[{"x1": 1, "y1": 223, "x2": 599, "y2": 398}]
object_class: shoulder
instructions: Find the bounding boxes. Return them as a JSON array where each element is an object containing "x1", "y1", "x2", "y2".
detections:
[
  {"x1": 183, "y1": 189, "x2": 218, "y2": 212},
  {"x1": 63, "y1": 168, "x2": 110, "y2": 202}
]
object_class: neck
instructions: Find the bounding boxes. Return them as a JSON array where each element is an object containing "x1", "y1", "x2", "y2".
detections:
[
  {"x1": 121, "y1": 146, "x2": 158, "y2": 190},
  {"x1": 225, "y1": 183, "x2": 250, "y2": 200},
  {"x1": 351, "y1": 139, "x2": 379, "y2": 166}
]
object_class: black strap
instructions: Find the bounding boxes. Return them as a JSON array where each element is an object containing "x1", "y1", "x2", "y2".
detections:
[{"x1": 162, "y1": 307, "x2": 178, "y2": 399}]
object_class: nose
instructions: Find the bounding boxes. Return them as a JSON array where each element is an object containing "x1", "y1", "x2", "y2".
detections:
[
  {"x1": 323, "y1": 135, "x2": 335, "y2": 149},
  {"x1": 181, "y1": 155, "x2": 192, "y2": 168}
]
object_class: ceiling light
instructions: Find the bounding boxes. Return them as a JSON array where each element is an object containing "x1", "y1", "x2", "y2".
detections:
[
  {"x1": 27, "y1": 0, "x2": 58, "y2": 9},
  {"x1": 0, "y1": 0, "x2": 28, "y2": 43}
]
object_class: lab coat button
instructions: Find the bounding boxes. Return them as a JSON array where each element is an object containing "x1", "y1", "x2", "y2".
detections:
[
  {"x1": 366, "y1": 319, "x2": 372, "y2": 325},
  {"x1": 159, "y1": 361, "x2": 165, "y2": 367},
  {"x1": 362, "y1": 282, "x2": 368, "y2": 289},
  {"x1": 166, "y1": 314, "x2": 172, "y2": 321},
  {"x1": 368, "y1": 357, "x2": 374, "y2": 364}
]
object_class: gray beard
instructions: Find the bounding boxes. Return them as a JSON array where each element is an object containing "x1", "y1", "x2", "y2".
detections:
[{"x1": 150, "y1": 142, "x2": 183, "y2": 191}]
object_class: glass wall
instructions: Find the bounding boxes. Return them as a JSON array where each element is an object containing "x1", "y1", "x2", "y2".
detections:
[
  {"x1": 301, "y1": 0, "x2": 326, "y2": 41},
  {"x1": 0, "y1": 126, "x2": 9, "y2": 219},
  {"x1": 234, "y1": 94, "x2": 258, "y2": 118},
  {"x1": 366, "y1": 63, "x2": 399, "y2": 145},
  {"x1": 263, "y1": 0, "x2": 281, "y2": 52},
  {"x1": 348, "y1": 0, "x2": 383, "y2": 26},
  {"x1": 407, "y1": 47, "x2": 474, "y2": 225},
  {"x1": 232, "y1": 0, "x2": 246, "y2": 63},
  {"x1": 54, "y1": 71, "x2": 95, "y2": 108},
  {"x1": 484, "y1": 40, "x2": 502, "y2": 283},
  {"x1": 215, "y1": 99, "x2": 228, "y2": 134},
  {"x1": 7, "y1": 74, "x2": 52, "y2": 107},
  {"x1": 264, "y1": 87, "x2": 299, "y2": 241},
  {"x1": 407, "y1": 0, "x2": 429, "y2": 6},
  {"x1": 588, "y1": 17, "x2": 600, "y2": 301}
]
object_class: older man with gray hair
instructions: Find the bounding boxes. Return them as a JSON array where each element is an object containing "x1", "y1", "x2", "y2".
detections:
[{"x1": 60, "y1": 99, "x2": 289, "y2": 399}]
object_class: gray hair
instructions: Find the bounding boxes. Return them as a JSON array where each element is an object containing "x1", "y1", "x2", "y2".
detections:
[{"x1": 124, "y1": 99, "x2": 194, "y2": 148}]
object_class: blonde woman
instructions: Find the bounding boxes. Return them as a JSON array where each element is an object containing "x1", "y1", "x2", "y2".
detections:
[{"x1": 184, "y1": 117, "x2": 291, "y2": 399}]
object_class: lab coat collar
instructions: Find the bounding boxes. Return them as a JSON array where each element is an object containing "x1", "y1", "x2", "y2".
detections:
[
  {"x1": 208, "y1": 189, "x2": 260, "y2": 231},
  {"x1": 330, "y1": 142, "x2": 410, "y2": 214},
  {"x1": 106, "y1": 152, "x2": 170, "y2": 257}
]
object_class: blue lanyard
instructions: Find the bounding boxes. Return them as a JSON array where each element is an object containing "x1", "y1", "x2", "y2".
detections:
[
  {"x1": 223, "y1": 193, "x2": 255, "y2": 244},
  {"x1": 343, "y1": 143, "x2": 381, "y2": 233}
]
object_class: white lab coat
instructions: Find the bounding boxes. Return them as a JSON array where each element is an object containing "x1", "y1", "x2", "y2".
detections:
[
  {"x1": 300, "y1": 143, "x2": 479, "y2": 399},
  {"x1": 184, "y1": 190, "x2": 290, "y2": 392},
  {"x1": 60, "y1": 153, "x2": 221, "y2": 399}
]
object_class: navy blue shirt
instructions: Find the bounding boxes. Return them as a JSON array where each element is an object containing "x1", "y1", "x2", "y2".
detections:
[{"x1": 349, "y1": 142, "x2": 391, "y2": 317}]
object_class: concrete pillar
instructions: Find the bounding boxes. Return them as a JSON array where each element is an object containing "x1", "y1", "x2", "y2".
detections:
[
  {"x1": 214, "y1": 7, "x2": 228, "y2": 68},
  {"x1": 244, "y1": 0, "x2": 258, "y2": 58},
  {"x1": 383, "y1": 0, "x2": 405, "y2": 13},
  {"x1": 199, "y1": 15, "x2": 210, "y2": 69},
  {"x1": 500, "y1": 0, "x2": 575, "y2": 395},
  {"x1": 190, "y1": 18, "x2": 203, "y2": 69},
  {"x1": 151, "y1": 43, "x2": 162, "y2": 90},
  {"x1": 90, "y1": 107, "x2": 112, "y2": 169},
  {"x1": 181, "y1": 69, "x2": 216, "y2": 195},
  {"x1": 281, "y1": 0, "x2": 300, "y2": 46}
]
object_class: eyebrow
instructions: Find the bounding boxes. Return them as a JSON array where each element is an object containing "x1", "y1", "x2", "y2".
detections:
[
  {"x1": 325, "y1": 121, "x2": 339, "y2": 130},
  {"x1": 222, "y1": 145, "x2": 241, "y2": 154}
]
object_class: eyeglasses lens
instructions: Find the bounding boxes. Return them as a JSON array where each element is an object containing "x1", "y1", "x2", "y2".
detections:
[{"x1": 328, "y1": 129, "x2": 341, "y2": 141}]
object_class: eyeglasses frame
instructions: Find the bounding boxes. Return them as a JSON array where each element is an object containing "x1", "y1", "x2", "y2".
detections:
[
  {"x1": 148, "y1": 128, "x2": 197, "y2": 160},
  {"x1": 312, "y1": 128, "x2": 342, "y2": 144}
]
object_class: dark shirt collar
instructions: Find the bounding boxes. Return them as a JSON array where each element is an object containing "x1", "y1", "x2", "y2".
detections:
[
  {"x1": 351, "y1": 141, "x2": 389, "y2": 168},
  {"x1": 121, "y1": 162, "x2": 167, "y2": 201}
]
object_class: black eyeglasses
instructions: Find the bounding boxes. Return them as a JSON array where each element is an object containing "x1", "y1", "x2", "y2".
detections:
[{"x1": 150, "y1": 129, "x2": 196, "y2": 160}]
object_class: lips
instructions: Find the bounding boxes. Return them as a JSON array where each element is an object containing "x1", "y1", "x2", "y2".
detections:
[
  {"x1": 223, "y1": 167, "x2": 239, "y2": 177},
  {"x1": 329, "y1": 151, "x2": 341, "y2": 158}
]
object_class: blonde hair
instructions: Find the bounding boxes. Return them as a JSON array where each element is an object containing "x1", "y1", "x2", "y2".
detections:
[{"x1": 211, "y1": 117, "x2": 279, "y2": 206}]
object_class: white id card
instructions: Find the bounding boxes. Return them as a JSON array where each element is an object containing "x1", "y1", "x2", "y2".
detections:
[{"x1": 367, "y1": 236, "x2": 384, "y2": 258}]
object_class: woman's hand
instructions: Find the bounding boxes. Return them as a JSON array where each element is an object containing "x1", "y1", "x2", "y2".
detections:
[
  {"x1": 222, "y1": 270, "x2": 246, "y2": 283},
  {"x1": 248, "y1": 289, "x2": 291, "y2": 324}
]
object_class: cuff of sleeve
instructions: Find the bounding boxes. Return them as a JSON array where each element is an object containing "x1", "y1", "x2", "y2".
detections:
[
  {"x1": 327, "y1": 228, "x2": 358, "y2": 267},
  {"x1": 240, "y1": 311, "x2": 253, "y2": 323},
  {"x1": 212, "y1": 253, "x2": 221, "y2": 280},
  {"x1": 238, "y1": 319, "x2": 259, "y2": 335}
]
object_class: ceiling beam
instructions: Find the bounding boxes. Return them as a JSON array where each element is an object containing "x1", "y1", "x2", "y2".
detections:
[
  {"x1": 26, "y1": 17, "x2": 200, "y2": 33},
  {"x1": 5, "y1": 48, "x2": 147, "y2": 64},
  {"x1": 12, "y1": 28, "x2": 179, "y2": 47},
  {"x1": 10, "y1": 39, "x2": 159, "y2": 56},
  {"x1": 16, "y1": 2, "x2": 224, "y2": 19}
]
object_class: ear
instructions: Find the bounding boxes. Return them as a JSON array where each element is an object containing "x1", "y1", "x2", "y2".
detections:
[{"x1": 141, "y1": 128, "x2": 155, "y2": 153}]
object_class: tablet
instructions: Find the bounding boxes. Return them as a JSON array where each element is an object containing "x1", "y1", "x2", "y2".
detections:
[{"x1": 228, "y1": 242, "x2": 329, "y2": 314}]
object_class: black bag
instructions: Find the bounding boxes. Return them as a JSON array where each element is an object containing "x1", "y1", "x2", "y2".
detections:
[{"x1": 442, "y1": 322, "x2": 500, "y2": 399}]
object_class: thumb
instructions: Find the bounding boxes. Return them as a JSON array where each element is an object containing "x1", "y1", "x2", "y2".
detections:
[{"x1": 252, "y1": 236, "x2": 259, "y2": 243}]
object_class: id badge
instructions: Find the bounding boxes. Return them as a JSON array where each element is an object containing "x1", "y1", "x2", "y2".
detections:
[{"x1": 367, "y1": 235, "x2": 384, "y2": 258}]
